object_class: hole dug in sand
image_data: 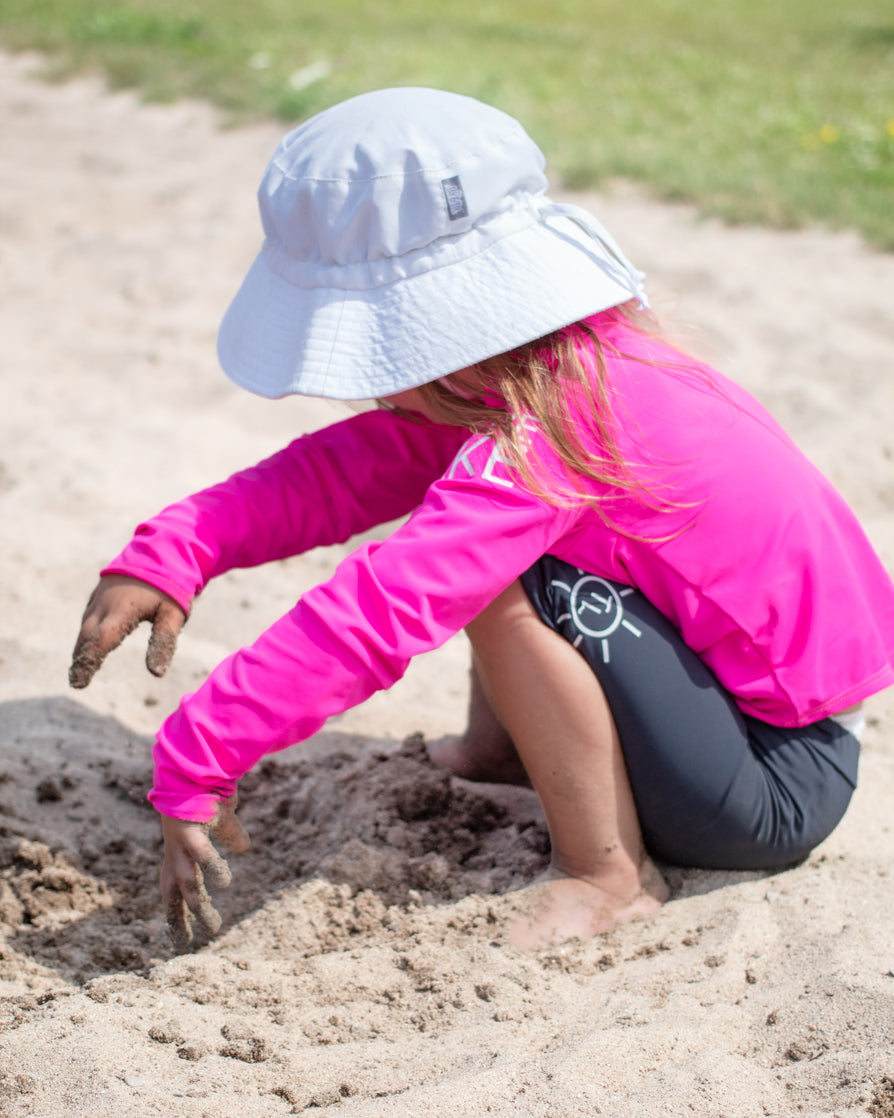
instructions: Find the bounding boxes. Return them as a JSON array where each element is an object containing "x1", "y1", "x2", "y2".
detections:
[{"x1": 1, "y1": 707, "x2": 550, "y2": 985}]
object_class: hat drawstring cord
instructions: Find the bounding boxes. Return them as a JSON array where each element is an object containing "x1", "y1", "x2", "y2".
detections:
[{"x1": 538, "y1": 201, "x2": 649, "y2": 310}]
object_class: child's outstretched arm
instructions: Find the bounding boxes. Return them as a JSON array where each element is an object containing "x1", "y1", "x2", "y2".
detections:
[
  {"x1": 69, "y1": 411, "x2": 465, "y2": 688},
  {"x1": 69, "y1": 574, "x2": 187, "y2": 688}
]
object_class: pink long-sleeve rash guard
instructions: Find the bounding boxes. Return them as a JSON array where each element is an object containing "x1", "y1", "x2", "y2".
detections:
[{"x1": 103, "y1": 315, "x2": 894, "y2": 821}]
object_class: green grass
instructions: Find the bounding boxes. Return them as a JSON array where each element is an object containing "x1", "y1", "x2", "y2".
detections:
[{"x1": 2, "y1": 0, "x2": 894, "y2": 246}]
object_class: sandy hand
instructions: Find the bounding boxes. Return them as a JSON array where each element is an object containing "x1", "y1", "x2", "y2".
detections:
[
  {"x1": 161, "y1": 798, "x2": 251, "y2": 952},
  {"x1": 69, "y1": 574, "x2": 187, "y2": 688}
]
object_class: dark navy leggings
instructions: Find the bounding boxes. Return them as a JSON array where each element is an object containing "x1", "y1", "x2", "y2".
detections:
[{"x1": 520, "y1": 556, "x2": 860, "y2": 870}]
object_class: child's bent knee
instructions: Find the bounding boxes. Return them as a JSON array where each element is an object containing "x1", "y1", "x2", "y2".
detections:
[{"x1": 465, "y1": 578, "x2": 542, "y2": 643}]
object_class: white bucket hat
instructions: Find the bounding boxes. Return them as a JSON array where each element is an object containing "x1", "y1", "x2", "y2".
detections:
[{"x1": 217, "y1": 87, "x2": 647, "y2": 400}]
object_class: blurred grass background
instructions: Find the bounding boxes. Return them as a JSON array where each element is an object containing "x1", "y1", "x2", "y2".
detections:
[{"x1": 1, "y1": 0, "x2": 893, "y2": 246}]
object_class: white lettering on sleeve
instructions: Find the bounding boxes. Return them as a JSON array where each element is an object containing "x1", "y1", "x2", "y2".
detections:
[
  {"x1": 482, "y1": 445, "x2": 514, "y2": 488},
  {"x1": 446, "y1": 437, "x2": 515, "y2": 489}
]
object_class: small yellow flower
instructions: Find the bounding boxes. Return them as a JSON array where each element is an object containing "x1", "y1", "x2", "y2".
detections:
[
  {"x1": 819, "y1": 123, "x2": 840, "y2": 144},
  {"x1": 887, "y1": 119, "x2": 894, "y2": 138}
]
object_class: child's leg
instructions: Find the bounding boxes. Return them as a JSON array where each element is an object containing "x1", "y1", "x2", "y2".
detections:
[
  {"x1": 462, "y1": 579, "x2": 669, "y2": 947},
  {"x1": 427, "y1": 658, "x2": 530, "y2": 786},
  {"x1": 520, "y1": 557, "x2": 860, "y2": 871}
]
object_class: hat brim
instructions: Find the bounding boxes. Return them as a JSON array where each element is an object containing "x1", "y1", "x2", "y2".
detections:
[{"x1": 217, "y1": 213, "x2": 641, "y2": 401}]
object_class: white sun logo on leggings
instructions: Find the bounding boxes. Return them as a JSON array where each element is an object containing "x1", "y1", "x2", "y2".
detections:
[{"x1": 552, "y1": 572, "x2": 642, "y2": 663}]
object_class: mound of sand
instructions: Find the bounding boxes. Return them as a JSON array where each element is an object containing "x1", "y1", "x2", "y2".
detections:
[{"x1": 1, "y1": 51, "x2": 893, "y2": 1117}]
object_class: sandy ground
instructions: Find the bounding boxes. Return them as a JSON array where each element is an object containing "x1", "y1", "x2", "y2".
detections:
[{"x1": 1, "y1": 50, "x2": 894, "y2": 1118}]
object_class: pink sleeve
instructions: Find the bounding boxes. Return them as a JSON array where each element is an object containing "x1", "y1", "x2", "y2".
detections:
[
  {"x1": 149, "y1": 437, "x2": 577, "y2": 820},
  {"x1": 101, "y1": 410, "x2": 467, "y2": 613}
]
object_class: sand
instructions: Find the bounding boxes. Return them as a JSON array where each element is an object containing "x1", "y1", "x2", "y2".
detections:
[{"x1": 1, "y1": 50, "x2": 894, "y2": 1118}]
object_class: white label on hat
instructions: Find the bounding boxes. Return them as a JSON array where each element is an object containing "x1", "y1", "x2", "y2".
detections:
[{"x1": 441, "y1": 176, "x2": 469, "y2": 221}]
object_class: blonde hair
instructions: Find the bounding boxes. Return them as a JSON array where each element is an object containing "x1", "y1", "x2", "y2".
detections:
[{"x1": 393, "y1": 302, "x2": 691, "y2": 523}]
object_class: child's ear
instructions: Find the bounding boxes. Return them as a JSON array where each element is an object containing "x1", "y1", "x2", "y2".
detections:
[{"x1": 438, "y1": 365, "x2": 485, "y2": 402}]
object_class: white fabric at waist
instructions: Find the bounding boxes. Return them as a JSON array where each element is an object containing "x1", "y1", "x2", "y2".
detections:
[{"x1": 827, "y1": 705, "x2": 866, "y2": 742}]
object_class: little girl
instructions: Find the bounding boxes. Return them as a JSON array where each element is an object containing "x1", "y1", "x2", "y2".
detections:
[{"x1": 70, "y1": 88, "x2": 894, "y2": 950}]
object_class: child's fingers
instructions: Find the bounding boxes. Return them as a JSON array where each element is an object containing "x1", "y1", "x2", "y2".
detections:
[
  {"x1": 69, "y1": 637, "x2": 107, "y2": 689},
  {"x1": 160, "y1": 816, "x2": 239, "y2": 951},
  {"x1": 145, "y1": 601, "x2": 186, "y2": 677},
  {"x1": 177, "y1": 824, "x2": 231, "y2": 889},
  {"x1": 197, "y1": 848, "x2": 233, "y2": 891},
  {"x1": 163, "y1": 855, "x2": 225, "y2": 949},
  {"x1": 164, "y1": 884, "x2": 194, "y2": 952},
  {"x1": 70, "y1": 576, "x2": 186, "y2": 688},
  {"x1": 161, "y1": 837, "x2": 198, "y2": 950},
  {"x1": 69, "y1": 610, "x2": 142, "y2": 689},
  {"x1": 181, "y1": 873, "x2": 223, "y2": 939},
  {"x1": 165, "y1": 881, "x2": 221, "y2": 948},
  {"x1": 208, "y1": 795, "x2": 251, "y2": 855},
  {"x1": 212, "y1": 811, "x2": 251, "y2": 855}
]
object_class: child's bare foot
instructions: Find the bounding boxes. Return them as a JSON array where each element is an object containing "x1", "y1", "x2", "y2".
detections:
[
  {"x1": 426, "y1": 733, "x2": 531, "y2": 786},
  {"x1": 505, "y1": 858, "x2": 669, "y2": 948},
  {"x1": 427, "y1": 660, "x2": 532, "y2": 785}
]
